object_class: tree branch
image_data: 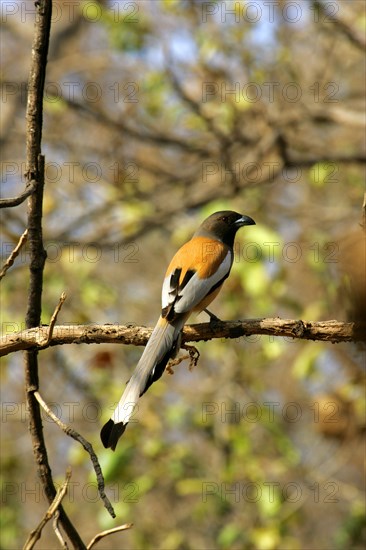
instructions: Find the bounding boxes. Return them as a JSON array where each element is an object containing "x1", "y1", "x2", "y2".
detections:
[
  {"x1": 1, "y1": 318, "x2": 364, "y2": 358},
  {"x1": 22, "y1": 1, "x2": 85, "y2": 547},
  {"x1": 23, "y1": 468, "x2": 72, "y2": 550},
  {"x1": 0, "y1": 180, "x2": 37, "y2": 209},
  {"x1": 61, "y1": 96, "x2": 211, "y2": 157},
  {"x1": 86, "y1": 524, "x2": 133, "y2": 550},
  {"x1": 38, "y1": 291, "x2": 67, "y2": 347},
  {"x1": 315, "y1": 0, "x2": 366, "y2": 51},
  {"x1": 0, "y1": 229, "x2": 28, "y2": 280},
  {"x1": 34, "y1": 391, "x2": 116, "y2": 518}
]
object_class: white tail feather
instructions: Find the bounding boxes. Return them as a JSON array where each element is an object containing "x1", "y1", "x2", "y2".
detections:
[{"x1": 111, "y1": 317, "x2": 179, "y2": 426}]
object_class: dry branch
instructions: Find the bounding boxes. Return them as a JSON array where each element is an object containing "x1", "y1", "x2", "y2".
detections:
[
  {"x1": 34, "y1": 391, "x2": 116, "y2": 518},
  {"x1": 86, "y1": 524, "x2": 133, "y2": 550},
  {"x1": 0, "y1": 229, "x2": 28, "y2": 280},
  {"x1": 316, "y1": 0, "x2": 366, "y2": 51},
  {"x1": 39, "y1": 292, "x2": 67, "y2": 347},
  {"x1": 0, "y1": 180, "x2": 37, "y2": 209},
  {"x1": 53, "y1": 511, "x2": 69, "y2": 549},
  {"x1": 1, "y1": 318, "x2": 364, "y2": 358},
  {"x1": 22, "y1": 1, "x2": 85, "y2": 547},
  {"x1": 23, "y1": 468, "x2": 72, "y2": 550}
]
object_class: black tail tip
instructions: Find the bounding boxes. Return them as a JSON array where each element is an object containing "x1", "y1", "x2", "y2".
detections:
[{"x1": 100, "y1": 418, "x2": 127, "y2": 451}]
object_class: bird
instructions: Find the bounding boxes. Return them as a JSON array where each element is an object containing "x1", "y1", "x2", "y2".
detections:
[{"x1": 101, "y1": 210, "x2": 256, "y2": 450}]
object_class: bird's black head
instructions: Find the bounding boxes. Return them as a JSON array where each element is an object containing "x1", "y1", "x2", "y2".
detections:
[{"x1": 195, "y1": 210, "x2": 256, "y2": 247}]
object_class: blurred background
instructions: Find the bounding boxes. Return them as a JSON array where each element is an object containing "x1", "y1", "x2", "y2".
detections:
[{"x1": 1, "y1": 1, "x2": 365, "y2": 548}]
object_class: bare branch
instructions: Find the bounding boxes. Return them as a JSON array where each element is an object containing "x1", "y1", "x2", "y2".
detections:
[
  {"x1": 23, "y1": 468, "x2": 72, "y2": 550},
  {"x1": 310, "y1": 106, "x2": 366, "y2": 129},
  {"x1": 53, "y1": 511, "x2": 69, "y2": 549},
  {"x1": 86, "y1": 524, "x2": 133, "y2": 550},
  {"x1": 34, "y1": 391, "x2": 116, "y2": 519},
  {"x1": 61, "y1": 96, "x2": 211, "y2": 157},
  {"x1": 39, "y1": 292, "x2": 67, "y2": 347},
  {"x1": 22, "y1": 1, "x2": 85, "y2": 547},
  {"x1": 1, "y1": 318, "x2": 364, "y2": 358},
  {"x1": 0, "y1": 180, "x2": 37, "y2": 209},
  {"x1": 316, "y1": 0, "x2": 366, "y2": 51},
  {"x1": 166, "y1": 62, "x2": 228, "y2": 144},
  {"x1": 0, "y1": 229, "x2": 28, "y2": 280}
]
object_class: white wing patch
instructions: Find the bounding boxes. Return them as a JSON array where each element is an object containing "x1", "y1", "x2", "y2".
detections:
[
  {"x1": 161, "y1": 250, "x2": 232, "y2": 314},
  {"x1": 162, "y1": 273, "x2": 173, "y2": 310}
]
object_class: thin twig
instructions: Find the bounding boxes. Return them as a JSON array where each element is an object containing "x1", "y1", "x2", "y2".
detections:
[
  {"x1": 86, "y1": 524, "x2": 133, "y2": 550},
  {"x1": 0, "y1": 229, "x2": 28, "y2": 280},
  {"x1": 23, "y1": 468, "x2": 72, "y2": 550},
  {"x1": 315, "y1": 0, "x2": 366, "y2": 51},
  {"x1": 53, "y1": 510, "x2": 69, "y2": 549},
  {"x1": 34, "y1": 391, "x2": 116, "y2": 519},
  {"x1": 39, "y1": 292, "x2": 67, "y2": 347},
  {"x1": 0, "y1": 180, "x2": 37, "y2": 209}
]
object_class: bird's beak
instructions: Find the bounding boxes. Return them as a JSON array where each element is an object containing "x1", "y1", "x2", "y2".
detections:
[{"x1": 235, "y1": 214, "x2": 256, "y2": 226}]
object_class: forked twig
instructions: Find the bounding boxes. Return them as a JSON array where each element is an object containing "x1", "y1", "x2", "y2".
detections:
[
  {"x1": 23, "y1": 468, "x2": 71, "y2": 550},
  {"x1": 0, "y1": 229, "x2": 28, "y2": 280},
  {"x1": 86, "y1": 524, "x2": 133, "y2": 550},
  {"x1": 0, "y1": 180, "x2": 37, "y2": 209},
  {"x1": 53, "y1": 510, "x2": 69, "y2": 549},
  {"x1": 34, "y1": 391, "x2": 116, "y2": 518},
  {"x1": 39, "y1": 292, "x2": 67, "y2": 347}
]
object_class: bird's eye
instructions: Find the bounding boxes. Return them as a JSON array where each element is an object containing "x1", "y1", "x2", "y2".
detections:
[{"x1": 221, "y1": 216, "x2": 228, "y2": 223}]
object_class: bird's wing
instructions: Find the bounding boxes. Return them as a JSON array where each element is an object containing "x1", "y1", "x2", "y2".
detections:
[{"x1": 161, "y1": 237, "x2": 232, "y2": 318}]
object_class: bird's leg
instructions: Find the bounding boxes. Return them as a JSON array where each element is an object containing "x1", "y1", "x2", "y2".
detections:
[
  {"x1": 166, "y1": 332, "x2": 182, "y2": 375},
  {"x1": 204, "y1": 308, "x2": 222, "y2": 323},
  {"x1": 171, "y1": 332, "x2": 182, "y2": 359}
]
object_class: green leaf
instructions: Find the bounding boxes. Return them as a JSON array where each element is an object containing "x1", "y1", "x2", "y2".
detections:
[
  {"x1": 251, "y1": 527, "x2": 280, "y2": 550},
  {"x1": 292, "y1": 343, "x2": 323, "y2": 379},
  {"x1": 176, "y1": 478, "x2": 204, "y2": 496},
  {"x1": 309, "y1": 162, "x2": 335, "y2": 187},
  {"x1": 258, "y1": 483, "x2": 282, "y2": 518},
  {"x1": 218, "y1": 523, "x2": 242, "y2": 548}
]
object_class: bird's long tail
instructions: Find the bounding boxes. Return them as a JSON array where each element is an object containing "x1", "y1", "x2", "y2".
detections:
[{"x1": 100, "y1": 316, "x2": 183, "y2": 450}]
